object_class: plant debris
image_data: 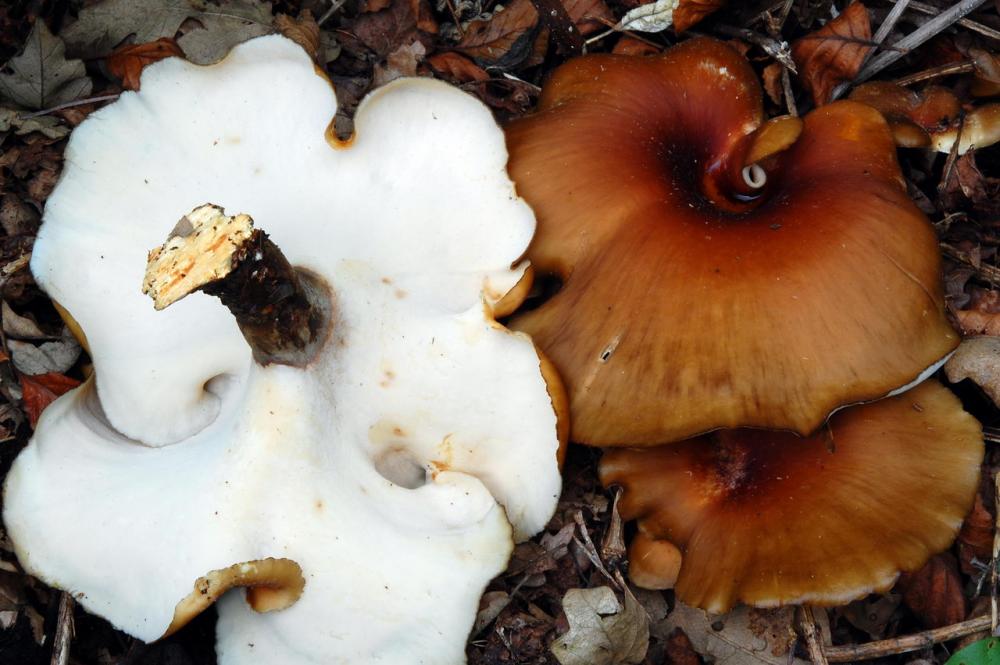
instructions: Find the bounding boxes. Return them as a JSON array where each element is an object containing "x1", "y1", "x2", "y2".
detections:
[{"x1": 1, "y1": 0, "x2": 1000, "y2": 664}]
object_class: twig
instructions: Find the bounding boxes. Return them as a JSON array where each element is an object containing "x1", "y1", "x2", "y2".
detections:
[
  {"x1": 940, "y1": 243, "x2": 1000, "y2": 287},
  {"x1": 715, "y1": 25, "x2": 796, "y2": 72},
  {"x1": 905, "y1": 0, "x2": 1000, "y2": 42},
  {"x1": 872, "y1": 0, "x2": 912, "y2": 47},
  {"x1": 853, "y1": 0, "x2": 990, "y2": 85},
  {"x1": 317, "y1": 0, "x2": 349, "y2": 26},
  {"x1": 796, "y1": 606, "x2": 830, "y2": 665},
  {"x1": 895, "y1": 60, "x2": 976, "y2": 86},
  {"x1": 824, "y1": 615, "x2": 992, "y2": 662},
  {"x1": 600, "y1": 487, "x2": 626, "y2": 563},
  {"x1": 20, "y1": 94, "x2": 120, "y2": 119},
  {"x1": 993, "y1": 472, "x2": 999, "y2": 633},
  {"x1": 985, "y1": 426, "x2": 1000, "y2": 445},
  {"x1": 572, "y1": 510, "x2": 620, "y2": 589},
  {"x1": 443, "y1": 0, "x2": 465, "y2": 38},
  {"x1": 782, "y1": 67, "x2": 798, "y2": 116},
  {"x1": 49, "y1": 593, "x2": 74, "y2": 665}
]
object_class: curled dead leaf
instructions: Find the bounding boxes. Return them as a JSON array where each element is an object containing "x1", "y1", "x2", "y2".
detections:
[
  {"x1": 945, "y1": 335, "x2": 1000, "y2": 405},
  {"x1": 551, "y1": 586, "x2": 649, "y2": 665},
  {"x1": 425, "y1": 51, "x2": 489, "y2": 83},
  {"x1": 664, "y1": 603, "x2": 809, "y2": 665},
  {"x1": 791, "y1": 2, "x2": 873, "y2": 106},
  {"x1": 896, "y1": 554, "x2": 966, "y2": 629},
  {"x1": 612, "y1": 36, "x2": 661, "y2": 56},
  {"x1": 672, "y1": 0, "x2": 726, "y2": 32},
  {"x1": 20, "y1": 372, "x2": 80, "y2": 429},
  {"x1": 957, "y1": 493, "x2": 994, "y2": 576},
  {"x1": 106, "y1": 38, "x2": 184, "y2": 91},
  {"x1": 274, "y1": 11, "x2": 321, "y2": 62}
]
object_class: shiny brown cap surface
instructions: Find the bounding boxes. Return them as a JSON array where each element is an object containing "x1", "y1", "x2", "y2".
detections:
[
  {"x1": 600, "y1": 380, "x2": 983, "y2": 612},
  {"x1": 508, "y1": 38, "x2": 959, "y2": 445}
]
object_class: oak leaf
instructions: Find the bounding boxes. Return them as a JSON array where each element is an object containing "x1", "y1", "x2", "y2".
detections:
[
  {"x1": 551, "y1": 586, "x2": 649, "y2": 665},
  {"x1": 791, "y1": 2, "x2": 872, "y2": 106},
  {"x1": 0, "y1": 22, "x2": 92, "y2": 111},
  {"x1": 61, "y1": 0, "x2": 273, "y2": 65},
  {"x1": 106, "y1": 38, "x2": 184, "y2": 90}
]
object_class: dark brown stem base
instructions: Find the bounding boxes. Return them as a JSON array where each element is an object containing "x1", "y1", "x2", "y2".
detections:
[
  {"x1": 203, "y1": 230, "x2": 331, "y2": 366},
  {"x1": 143, "y1": 204, "x2": 332, "y2": 367}
]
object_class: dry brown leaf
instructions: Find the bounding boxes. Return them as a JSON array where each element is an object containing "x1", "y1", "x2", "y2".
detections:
[
  {"x1": 457, "y1": 0, "x2": 610, "y2": 66},
  {"x1": 425, "y1": 51, "x2": 489, "y2": 82},
  {"x1": 274, "y1": 11, "x2": 321, "y2": 62},
  {"x1": 612, "y1": 36, "x2": 661, "y2": 56},
  {"x1": 791, "y1": 2, "x2": 873, "y2": 106},
  {"x1": 946, "y1": 335, "x2": 1000, "y2": 405},
  {"x1": 956, "y1": 310, "x2": 1000, "y2": 336},
  {"x1": 373, "y1": 41, "x2": 426, "y2": 86},
  {"x1": 957, "y1": 492, "x2": 994, "y2": 576},
  {"x1": 664, "y1": 628, "x2": 701, "y2": 665},
  {"x1": 562, "y1": 0, "x2": 614, "y2": 35},
  {"x1": 673, "y1": 0, "x2": 725, "y2": 32},
  {"x1": 20, "y1": 372, "x2": 80, "y2": 429},
  {"x1": 551, "y1": 586, "x2": 649, "y2": 665},
  {"x1": 351, "y1": 0, "x2": 435, "y2": 57},
  {"x1": 665, "y1": 604, "x2": 808, "y2": 665},
  {"x1": 841, "y1": 594, "x2": 900, "y2": 639},
  {"x1": 941, "y1": 153, "x2": 1000, "y2": 217},
  {"x1": 106, "y1": 38, "x2": 183, "y2": 91},
  {"x1": 896, "y1": 553, "x2": 966, "y2": 629},
  {"x1": 457, "y1": 0, "x2": 541, "y2": 66},
  {"x1": 762, "y1": 62, "x2": 783, "y2": 105}
]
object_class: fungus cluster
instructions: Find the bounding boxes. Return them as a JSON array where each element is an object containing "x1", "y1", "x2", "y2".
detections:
[
  {"x1": 3, "y1": 36, "x2": 565, "y2": 664},
  {"x1": 506, "y1": 38, "x2": 983, "y2": 612},
  {"x1": 848, "y1": 81, "x2": 1000, "y2": 154}
]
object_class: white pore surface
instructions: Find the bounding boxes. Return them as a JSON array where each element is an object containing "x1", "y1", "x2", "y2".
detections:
[{"x1": 5, "y1": 36, "x2": 561, "y2": 665}]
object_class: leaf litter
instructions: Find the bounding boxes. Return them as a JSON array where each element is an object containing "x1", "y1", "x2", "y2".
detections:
[{"x1": 1, "y1": 1, "x2": 1000, "y2": 665}]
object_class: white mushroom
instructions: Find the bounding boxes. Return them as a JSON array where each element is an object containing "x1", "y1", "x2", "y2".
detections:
[{"x1": 3, "y1": 35, "x2": 564, "y2": 665}]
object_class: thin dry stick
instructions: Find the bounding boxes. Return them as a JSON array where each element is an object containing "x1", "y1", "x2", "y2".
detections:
[
  {"x1": 824, "y1": 615, "x2": 992, "y2": 662},
  {"x1": 854, "y1": 0, "x2": 990, "y2": 85},
  {"x1": 993, "y1": 472, "x2": 999, "y2": 632},
  {"x1": 796, "y1": 606, "x2": 830, "y2": 665},
  {"x1": 906, "y1": 0, "x2": 1000, "y2": 42},
  {"x1": 572, "y1": 510, "x2": 620, "y2": 589},
  {"x1": 782, "y1": 66, "x2": 798, "y2": 116},
  {"x1": 50, "y1": 593, "x2": 74, "y2": 665},
  {"x1": 940, "y1": 243, "x2": 1000, "y2": 286},
  {"x1": 895, "y1": 60, "x2": 976, "y2": 86},
  {"x1": 831, "y1": 0, "x2": 912, "y2": 100},
  {"x1": 20, "y1": 94, "x2": 120, "y2": 119}
]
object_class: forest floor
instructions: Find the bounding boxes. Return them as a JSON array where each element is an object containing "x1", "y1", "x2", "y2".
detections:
[{"x1": 0, "y1": 0, "x2": 999, "y2": 664}]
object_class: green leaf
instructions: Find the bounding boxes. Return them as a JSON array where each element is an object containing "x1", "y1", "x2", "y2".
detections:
[
  {"x1": 0, "y1": 22, "x2": 93, "y2": 111},
  {"x1": 946, "y1": 638, "x2": 1000, "y2": 665}
]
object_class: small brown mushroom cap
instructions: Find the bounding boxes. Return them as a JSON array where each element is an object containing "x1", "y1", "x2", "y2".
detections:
[
  {"x1": 508, "y1": 38, "x2": 959, "y2": 445},
  {"x1": 849, "y1": 82, "x2": 1000, "y2": 154},
  {"x1": 600, "y1": 380, "x2": 983, "y2": 613}
]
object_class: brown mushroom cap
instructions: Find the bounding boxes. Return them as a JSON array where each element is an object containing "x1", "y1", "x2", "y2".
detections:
[
  {"x1": 507, "y1": 38, "x2": 959, "y2": 445},
  {"x1": 600, "y1": 380, "x2": 983, "y2": 613}
]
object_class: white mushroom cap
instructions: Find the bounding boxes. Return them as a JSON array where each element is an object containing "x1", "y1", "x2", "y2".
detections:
[{"x1": 4, "y1": 35, "x2": 562, "y2": 664}]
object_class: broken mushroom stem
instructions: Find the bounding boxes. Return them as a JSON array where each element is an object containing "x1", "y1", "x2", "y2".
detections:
[{"x1": 143, "y1": 204, "x2": 332, "y2": 366}]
